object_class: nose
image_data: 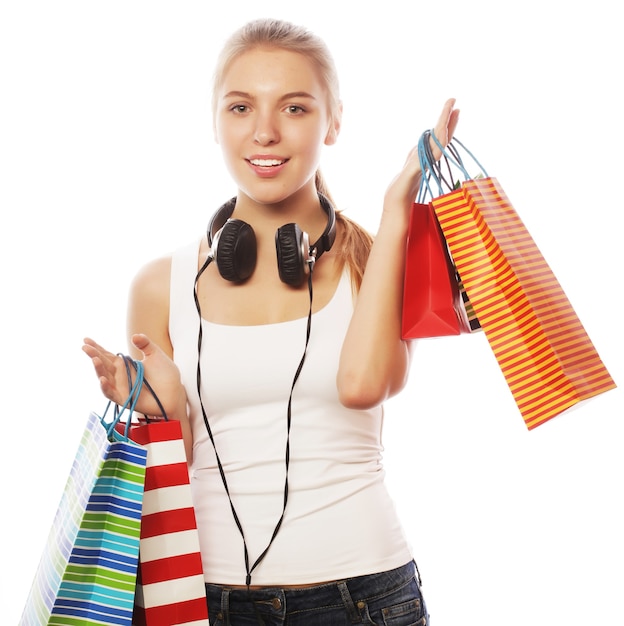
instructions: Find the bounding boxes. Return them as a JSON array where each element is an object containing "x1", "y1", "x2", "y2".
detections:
[{"x1": 253, "y1": 111, "x2": 279, "y2": 146}]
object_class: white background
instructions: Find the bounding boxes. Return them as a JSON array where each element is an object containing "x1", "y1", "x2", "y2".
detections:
[{"x1": 1, "y1": 1, "x2": 622, "y2": 624}]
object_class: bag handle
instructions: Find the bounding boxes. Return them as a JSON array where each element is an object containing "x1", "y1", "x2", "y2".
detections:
[
  {"x1": 120, "y1": 354, "x2": 170, "y2": 424},
  {"x1": 102, "y1": 359, "x2": 145, "y2": 440},
  {"x1": 431, "y1": 130, "x2": 488, "y2": 178},
  {"x1": 101, "y1": 355, "x2": 170, "y2": 441},
  {"x1": 417, "y1": 130, "x2": 488, "y2": 202},
  {"x1": 418, "y1": 130, "x2": 452, "y2": 200}
]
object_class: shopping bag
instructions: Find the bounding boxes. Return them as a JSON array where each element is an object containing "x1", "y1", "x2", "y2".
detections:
[
  {"x1": 20, "y1": 364, "x2": 149, "y2": 625},
  {"x1": 115, "y1": 357, "x2": 209, "y2": 626},
  {"x1": 424, "y1": 132, "x2": 617, "y2": 429},
  {"x1": 402, "y1": 130, "x2": 481, "y2": 339},
  {"x1": 402, "y1": 200, "x2": 475, "y2": 338},
  {"x1": 114, "y1": 417, "x2": 209, "y2": 626}
]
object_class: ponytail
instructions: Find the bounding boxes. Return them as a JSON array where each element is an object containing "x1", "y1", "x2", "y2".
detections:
[{"x1": 315, "y1": 170, "x2": 373, "y2": 294}]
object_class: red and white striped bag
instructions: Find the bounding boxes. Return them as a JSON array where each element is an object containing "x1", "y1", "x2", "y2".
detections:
[{"x1": 118, "y1": 418, "x2": 209, "y2": 626}]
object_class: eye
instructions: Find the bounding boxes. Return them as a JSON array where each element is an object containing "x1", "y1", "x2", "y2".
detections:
[
  {"x1": 229, "y1": 104, "x2": 249, "y2": 114},
  {"x1": 285, "y1": 105, "x2": 305, "y2": 115}
]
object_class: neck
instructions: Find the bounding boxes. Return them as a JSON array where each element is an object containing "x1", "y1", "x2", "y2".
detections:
[{"x1": 232, "y1": 187, "x2": 329, "y2": 243}]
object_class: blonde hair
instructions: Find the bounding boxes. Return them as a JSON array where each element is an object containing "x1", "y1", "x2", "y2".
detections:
[{"x1": 212, "y1": 18, "x2": 373, "y2": 291}]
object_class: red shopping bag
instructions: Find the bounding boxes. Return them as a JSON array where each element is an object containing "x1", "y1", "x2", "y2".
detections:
[
  {"x1": 402, "y1": 201, "x2": 478, "y2": 338},
  {"x1": 116, "y1": 418, "x2": 209, "y2": 626},
  {"x1": 431, "y1": 176, "x2": 617, "y2": 429}
]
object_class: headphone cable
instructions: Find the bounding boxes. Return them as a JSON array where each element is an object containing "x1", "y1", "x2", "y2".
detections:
[{"x1": 193, "y1": 254, "x2": 314, "y2": 589}]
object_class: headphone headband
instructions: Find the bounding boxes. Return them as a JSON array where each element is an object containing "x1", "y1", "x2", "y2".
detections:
[
  {"x1": 313, "y1": 193, "x2": 337, "y2": 259},
  {"x1": 207, "y1": 197, "x2": 237, "y2": 247}
]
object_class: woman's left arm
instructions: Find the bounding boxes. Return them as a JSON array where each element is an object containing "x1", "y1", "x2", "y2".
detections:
[{"x1": 337, "y1": 98, "x2": 460, "y2": 409}]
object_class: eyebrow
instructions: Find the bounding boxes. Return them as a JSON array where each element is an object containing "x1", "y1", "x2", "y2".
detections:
[
  {"x1": 281, "y1": 91, "x2": 317, "y2": 101},
  {"x1": 222, "y1": 90, "x2": 317, "y2": 102}
]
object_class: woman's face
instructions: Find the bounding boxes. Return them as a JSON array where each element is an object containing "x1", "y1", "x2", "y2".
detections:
[{"x1": 214, "y1": 47, "x2": 339, "y2": 206}]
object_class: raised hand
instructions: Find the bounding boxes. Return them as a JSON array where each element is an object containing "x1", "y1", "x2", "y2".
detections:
[{"x1": 384, "y1": 98, "x2": 460, "y2": 212}]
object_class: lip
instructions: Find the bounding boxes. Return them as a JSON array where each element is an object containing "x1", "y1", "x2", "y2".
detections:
[{"x1": 246, "y1": 155, "x2": 289, "y2": 178}]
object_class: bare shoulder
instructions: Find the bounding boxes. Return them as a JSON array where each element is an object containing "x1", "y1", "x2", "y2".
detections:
[
  {"x1": 130, "y1": 255, "x2": 172, "y2": 302},
  {"x1": 127, "y1": 255, "x2": 173, "y2": 354}
]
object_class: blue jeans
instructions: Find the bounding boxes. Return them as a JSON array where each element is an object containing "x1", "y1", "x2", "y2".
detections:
[{"x1": 205, "y1": 561, "x2": 429, "y2": 625}]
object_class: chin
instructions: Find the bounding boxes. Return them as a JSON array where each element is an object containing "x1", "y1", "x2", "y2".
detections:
[{"x1": 240, "y1": 185, "x2": 308, "y2": 207}]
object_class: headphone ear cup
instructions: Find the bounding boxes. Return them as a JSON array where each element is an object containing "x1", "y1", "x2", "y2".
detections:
[
  {"x1": 214, "y1": 219, "x2": 257, "y2": 282},
  {"x1": 276, "y1": 223, "x2": 306, "y2": 287}
]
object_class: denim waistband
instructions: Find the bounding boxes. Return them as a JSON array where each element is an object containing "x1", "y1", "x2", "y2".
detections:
[{"x1": 205, "y1": 560, "x2": 419, "y2": 619}]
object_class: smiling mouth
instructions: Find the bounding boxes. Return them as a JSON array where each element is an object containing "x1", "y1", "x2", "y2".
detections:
[{"x1": 248, "y1": 158, "x2": 287, "y2": 167}]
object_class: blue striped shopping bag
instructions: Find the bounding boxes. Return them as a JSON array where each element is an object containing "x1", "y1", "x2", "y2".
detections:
[{"x1": 20, "y1": 364, "x2": 149, "y2": 626}]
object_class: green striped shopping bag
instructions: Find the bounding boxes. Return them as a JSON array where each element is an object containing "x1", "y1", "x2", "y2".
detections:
[{"x1": 20, "y1": 365, "x2": 149, "y2": 626}]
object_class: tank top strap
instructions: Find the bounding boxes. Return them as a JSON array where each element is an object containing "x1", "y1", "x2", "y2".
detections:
[{"x1": 169, "y1": 238, "x2": 203, "y2": 353}]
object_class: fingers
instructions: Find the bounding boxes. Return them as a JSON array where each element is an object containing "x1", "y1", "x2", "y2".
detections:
[
  {"x1": 82, "y1": 338, "x2": 124, "y2": 384},
  {"x1": 428, "y1": 98, "x2": 460, "y2": 160},
  {"x1": 83, "y1": 335, "x2": 158, "y2": 375},
  {"x1": 131, "y1": 333, "x2": 151, "y2": 354},
  {"x1": 82, "y1": 338, "x2": 116, "y2": 374},
  {"x1": 83, "y1": 336, "x2": 115, "y2": 360},
  {"x1": 448, "y1": 107, "x2": 460, "y2": 141},
  {"x1": 82, "y1": 339, "x2": 125, "y2": 403},
  {"x1": 131, "y1": 334, "x2": 169, "y2": 363},
  {"x1": 435, "y1": 98, "x2": 457, "y2": 141}
]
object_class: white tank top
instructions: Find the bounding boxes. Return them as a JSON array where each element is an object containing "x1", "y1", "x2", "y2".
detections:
[{"x1": 169, "y1": 238, "x2": 412, "y2": 585}]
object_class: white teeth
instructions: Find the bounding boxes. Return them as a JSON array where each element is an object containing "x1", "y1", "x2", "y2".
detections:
[{"x1": 250, "y1": 158, "x2": 284, "y2": 167}]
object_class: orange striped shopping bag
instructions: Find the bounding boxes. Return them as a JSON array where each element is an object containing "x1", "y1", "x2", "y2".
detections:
[{"x1": 431, "y1": 176, "x2": 616, "y2": 429}]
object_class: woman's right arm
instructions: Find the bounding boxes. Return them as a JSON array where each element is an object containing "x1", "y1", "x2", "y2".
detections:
[{"x1": 83, "y1": 256, "x2": 194, "y2": 462}]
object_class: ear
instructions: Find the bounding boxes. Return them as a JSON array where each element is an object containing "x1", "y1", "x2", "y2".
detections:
[
  {"x1": 213, "y1": 119, "x2": 220, "y2": 145},
  {"x1": 324, "y1": 101, "x2": 343, "y2": 146}
]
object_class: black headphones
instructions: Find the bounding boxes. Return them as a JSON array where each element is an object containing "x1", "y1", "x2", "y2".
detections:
[{"x1": 206, "y1": 193, "x2": 337, "y2": 286}]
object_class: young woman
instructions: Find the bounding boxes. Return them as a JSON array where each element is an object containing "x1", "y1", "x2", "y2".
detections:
[{"x1": 84, "y1": 17, "x2": 459, "y2": 626}]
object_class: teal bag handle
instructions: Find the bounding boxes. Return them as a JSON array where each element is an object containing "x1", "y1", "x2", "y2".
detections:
[
  {"x1": 120, "y1": 355, "x2": 169, "y2": 423},
  {"x1": 418, "y1": 130, "x2": 463, "y2": 200},
  {"x1": 431, "y1": 130, "x2": 488, "y2": 178},
  {"x1": 417, "y1": 130, "x2": 488, "y2": 202},
  {"x1": 99, "y1": 355, "x2": 169, "y2": 441},
  {"x1": 101, "y1": 359, "x2": 145, "y2": 441}
]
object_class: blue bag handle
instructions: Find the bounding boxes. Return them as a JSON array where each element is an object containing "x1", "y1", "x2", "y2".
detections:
[
  {"x1": 99, "y1": 354, "x2": 169, "y2": 441},
  {"x1": 120, "y1": 355, "x2": 169, "y2": 423},
  {"x1": 417, "y1": 130, "x2": 488, "y2": 202},
  {"x1": 102, "y1": 359, "x2": 145, "y2": 441}
]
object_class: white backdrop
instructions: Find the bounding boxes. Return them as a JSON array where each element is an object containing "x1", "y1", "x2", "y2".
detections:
[{"x1": 1, "y1": 1, "x2": 622, "y2": 624}]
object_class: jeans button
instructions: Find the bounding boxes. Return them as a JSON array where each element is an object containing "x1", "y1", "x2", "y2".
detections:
[{"x1": 272, "y1": 597, "x2": 282, "y2": 610}]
